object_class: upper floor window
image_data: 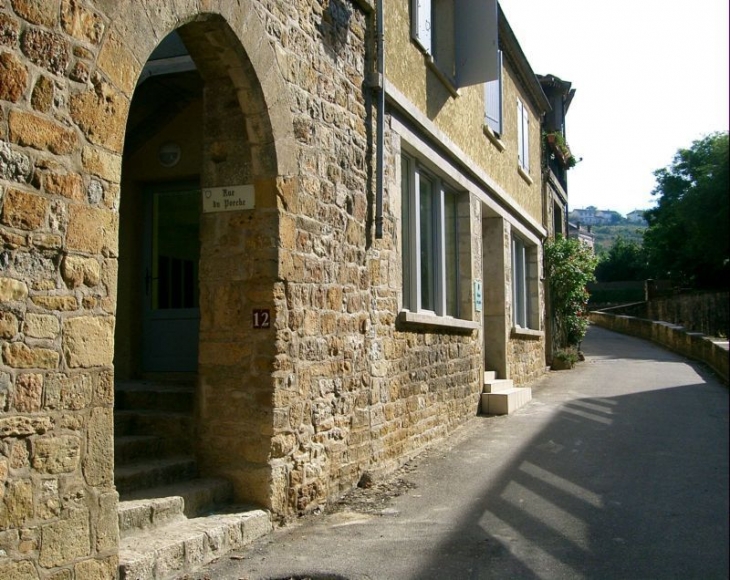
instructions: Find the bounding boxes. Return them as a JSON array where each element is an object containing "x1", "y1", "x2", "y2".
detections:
[
  {"x1": 402, "y1": 154, "x2": 466, "y2": 318},
  {"x1": 411, "y1": 0, "x2": 499, "y2": 89},
  {"x1": 484, "y1": 50, "x2": 503, "y2": 136},
  {"x1": 517, "y1": 99, "x2": 530, "y2": 173}
]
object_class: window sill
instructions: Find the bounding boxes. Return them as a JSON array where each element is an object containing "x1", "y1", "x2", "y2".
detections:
[
  {"x1": 398, "y1": 311, "x2": 479, "y2": 332},
  {"x1": 425, "y1": 55, "x2": 460, "y2": 98},
  {"x1": 483, "y1": 124, "x2": 505, "y2": 151},
  {"x1": 517, "y1": 165, "x2": 533, "y2": 185},
  {"x1": 511, "y1": 327, "x2": 544, "y2": 340}
]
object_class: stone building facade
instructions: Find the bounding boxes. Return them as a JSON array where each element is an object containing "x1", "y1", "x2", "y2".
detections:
[{"x1": 1, "y1": 0, "x2": 562, "y2": 577}]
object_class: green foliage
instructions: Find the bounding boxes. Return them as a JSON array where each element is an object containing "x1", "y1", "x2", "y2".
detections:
[
  {"x1": 644, "y1": 132, "x2": 729, "y2": 288},
  {"x1": 545, "y1": 236, "x2": 598, "y2": 348},
  {"x1": 590, "y1": 224, "x2": 647, "y2": 254},
  {"x1": 595, "y1": 236, "x2": 650, "y2": 282}
]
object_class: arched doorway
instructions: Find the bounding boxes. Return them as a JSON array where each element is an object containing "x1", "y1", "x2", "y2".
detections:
[{"x1": 112, "y1": 13, "x2": 290, "y2": 574}]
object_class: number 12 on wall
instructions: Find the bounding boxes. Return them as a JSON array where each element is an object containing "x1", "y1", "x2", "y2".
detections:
[{"x1": 252, "y1": 309, "x2": 271, "y2": 329}]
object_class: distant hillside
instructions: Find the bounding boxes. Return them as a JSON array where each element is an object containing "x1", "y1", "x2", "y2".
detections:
[{"x1": 590, "y1": 224, "x2": 647, "y2": 254}]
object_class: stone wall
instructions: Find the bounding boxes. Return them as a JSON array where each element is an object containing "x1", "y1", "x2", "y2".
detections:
[{"x1": 0, "y1": 0, "x2": 120, "y2": 576}]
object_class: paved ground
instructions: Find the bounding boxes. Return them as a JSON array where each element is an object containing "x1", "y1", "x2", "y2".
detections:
[{"x1": 190, "y1": 325, "x2": 729, "y2": 580}]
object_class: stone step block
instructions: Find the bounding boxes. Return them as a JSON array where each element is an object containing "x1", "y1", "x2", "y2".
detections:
[
  {"x1": 115, "y1": 456, "x2": 198, "y2": 494},
  {"x1": 115, "y1": 381, "x2": 195, "y2": 413},
  {"x1": 484, "y1": 370, "x2": 497, "y2": 382},
  {"x1": 114, "y1": 410, "x2": 193, "y2": 445},
  {"x1": 118, "y1": 477, "x2": 234, "y2": 537},
  {"x1": 118, "y1": 508, "x2": 272, "y2": 580},
  {"x1": 482, "y1": 377, "x2": 514, "y2": 393},
  {"x1": 115, "y1": 435, "x2": 162, "y2": 465},
  {"x1": 481, "y1": 387, "x2": 532, "y2": 415}
]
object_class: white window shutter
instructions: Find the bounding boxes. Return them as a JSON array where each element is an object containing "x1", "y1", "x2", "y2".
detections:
[
  {"x1": 412, "y1": 0, "x2": 432, "y2": 54},
  {"x1": 455, "y1": 0, "x2": 499, "y2": 87},
  {"x1": 484, "y1": 50, "x2": 503, "y2": 134}
]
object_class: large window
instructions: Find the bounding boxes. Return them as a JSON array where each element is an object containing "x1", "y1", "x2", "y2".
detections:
[
  {"x1": 402, "y1": 155, "x2": 464, "y2": 318},
  {"x1": 511, "y1": 235, "x2": 538, "y2": 330}
]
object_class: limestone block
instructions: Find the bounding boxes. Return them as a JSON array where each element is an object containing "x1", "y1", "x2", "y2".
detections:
[
  {"x1": 20, "y1": 28, "x2": 69, "y2": 76},
  {"x1": 11, "y1": 0, "x2": 59, "y2": 27},
  {"x1": 9, "y1": 110, "x2": 76, "y2": 155},
  {"x1": 60, "y1": 0, "x2": 104, "y2": 44},
  {"x1": 0, "y1": 188, "x2": 48, "y2": 231},
  {"x1": 62, "y1": 316, "x2": 114, "y2": 368},
  {"x1": 0, "y1": 13, "x2": 21, "y2": 48},
  {"x1": 61, "y1": 255, "x2": 101, "y2": 288},
  {"x1": 66, "y1": 205, "x2": 118, "y2": 256},
  {"x1": 0, "y1": 311, "x2": 19, "y2": 339},
  {"x1": 83, "y1": 407, "x2": 112, "y2": 486},
  {"x1": 82, "y1": 146, "x2": 121, "y2": 183},
  {"x1": 0, "y1": 277, "x2": 28, "y2": 301},
  {"x1": 0, "y1": 558, "x2": 38, "y2": 579},
  {"x1": 31, "y1": 232, "x2": 63, "y2": 249},
  {"x1": 0, "y1": 51, "x2": 28, "y2": 102},
  {"x1": 0, "y1": 479, "x2": 33, "y2": 528},
  {"x1": 0, "y1": 415, "x2": 51, "y2": 437},
  {"x1": 0, "y1": 141, "x2": 32, "y2": 183},
  {"x1": 39, "y1": 509, "x2": 90, "y2": 567},
  {"x1": 69, "y1": 81, "x2": 128, "y2": 153},
  {"x1": 44, "y1": 372, "x2": 92, "y2": 410},
  {"x1": 31, "y1": 75, "x2": 54, "y2": 112},
  {"x1": 23, "y1": 313, "x2": 60, "y2": 339},
  {"x1": 31, "y1": 435, "x2": 81, "y2": 474},
  {"x1": 2, "y1": 342, "x2": 60, "y2": 369},
  {"x1": 74, "y1": 556, "x2": 118, "y2": 580},
  {"x1": 97, "y1": 30, "x2": 139, "y2": 95},
  {"x1": 30, "y1": 295, "x2": 79, "y2": 312},
  {"x1": 44, "y1": 172, "x2": 84, "y2": 202},
  {"x1": 13, "y1": 373, "x2": 43, "y2": 412},
  {"x1": 94, "y1": 492, "x2": 118, "y2": 552}
]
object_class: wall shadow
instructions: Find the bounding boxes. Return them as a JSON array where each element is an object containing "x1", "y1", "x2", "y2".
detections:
[{"x1": 408, "y1": 368, "x2": 729, "y2": 578}]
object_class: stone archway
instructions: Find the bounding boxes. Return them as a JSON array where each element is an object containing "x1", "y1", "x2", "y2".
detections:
[{"x1": 99, "y1": 4, "x2": 295, "y2": 512}]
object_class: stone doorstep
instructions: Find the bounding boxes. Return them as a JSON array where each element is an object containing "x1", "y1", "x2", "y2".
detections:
[
  {"x1": 114, "y1": 456, "x2": 198, "y2": 493},
  {"x1": 118, "y1": 508, "x2": 272, "y2": 580},
  {"x1": 481, "y1": 387, "x2": 533, "y2": 416},
  {"x1": 119, "y1": 477, "x2": 235, "y2": 537},
  {"x1": 482, "y1": 377, "x2": 514, "y2": 394}
]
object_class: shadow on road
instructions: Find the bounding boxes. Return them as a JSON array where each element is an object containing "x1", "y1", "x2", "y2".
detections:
[{"x1": 410, "y1": 338, "x2": 729, "y2": 579}]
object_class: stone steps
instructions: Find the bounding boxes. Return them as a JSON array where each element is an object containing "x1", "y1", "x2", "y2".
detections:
[
  {"x1": 115, "y1": 380, "x2": 271, "y2": 579},
  {"x1": 481, "y1": 370, "x2": 532, "y2": 415},
  {"x1": 118, "y1": 508, "x2": 272, "y2": 580}
]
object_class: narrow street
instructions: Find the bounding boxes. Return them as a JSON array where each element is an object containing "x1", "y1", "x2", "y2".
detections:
[{"x1": 193, "y1": 325, "x2": 730, "y2": 580}]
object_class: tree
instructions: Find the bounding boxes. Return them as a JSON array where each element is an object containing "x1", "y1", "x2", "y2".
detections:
[
  {"x1": 544, "y1": 236, "x2": 598, "y2": 349},
  {"x1": 595, "y1": 236, "x2": 649, "y2": 282},
  {"x1": 643, "y1": 132, "x2": 729, "y2": 288}
]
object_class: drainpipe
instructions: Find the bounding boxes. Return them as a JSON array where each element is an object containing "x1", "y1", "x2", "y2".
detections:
[{"x1": 375, "y1": 0, "x2": 385, "y2": 239}]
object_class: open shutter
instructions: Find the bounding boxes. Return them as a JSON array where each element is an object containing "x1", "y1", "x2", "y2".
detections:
[
  {"x1": 455, "y1": 0, "x2": 498, "y2": 87},
  {"x1": 411, "y1": 0, "x2": 432, "y2": 54},
  {"x1": 517, "y1": 101, "x2": 524, "y2": 167},
  {"x1": 484, "y1": 50, "x2": 503, "y2": 134},
  {"x1": 522, "y1": 104, "x2": 530, "y2": 173}
]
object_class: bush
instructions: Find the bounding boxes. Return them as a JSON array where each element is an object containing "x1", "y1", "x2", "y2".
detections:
[{"x1": 545, "y1": 236, "x2": 598, "y2": 348}]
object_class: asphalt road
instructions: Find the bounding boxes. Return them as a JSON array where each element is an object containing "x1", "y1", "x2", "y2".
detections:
[{"x1": 192, "y1": 325, "x2": 729, "y2": 580}]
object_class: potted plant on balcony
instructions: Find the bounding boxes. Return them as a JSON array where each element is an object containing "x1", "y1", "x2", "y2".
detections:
[{"x1": 544, "y1": 131, "x2": 577, "y2": 169}]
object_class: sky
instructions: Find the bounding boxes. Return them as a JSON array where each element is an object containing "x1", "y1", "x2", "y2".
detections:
[{"x1": 498, "y1": 0, "x2": 730, "y2": 216}]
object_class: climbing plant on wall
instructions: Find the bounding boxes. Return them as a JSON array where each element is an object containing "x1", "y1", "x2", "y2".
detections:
[{"x1": 545, "y1": 236, "x2": 598, "y2": 349}]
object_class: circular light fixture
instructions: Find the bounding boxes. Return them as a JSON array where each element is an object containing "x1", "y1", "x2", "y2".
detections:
[{"x1": 158, "y1": 142, "x2": 181, "y2": 167}]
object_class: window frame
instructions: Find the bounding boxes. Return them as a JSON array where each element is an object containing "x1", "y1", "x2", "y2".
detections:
[
  {"x1": 402, "y1": 154, "x2": 463, "y2": 319},
  {"x1": 511, "y1": 234, "x2": 539, "y2": 331},
  {"x1": 484, "y1": 50, "x2": 503, "y2": 136}
]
